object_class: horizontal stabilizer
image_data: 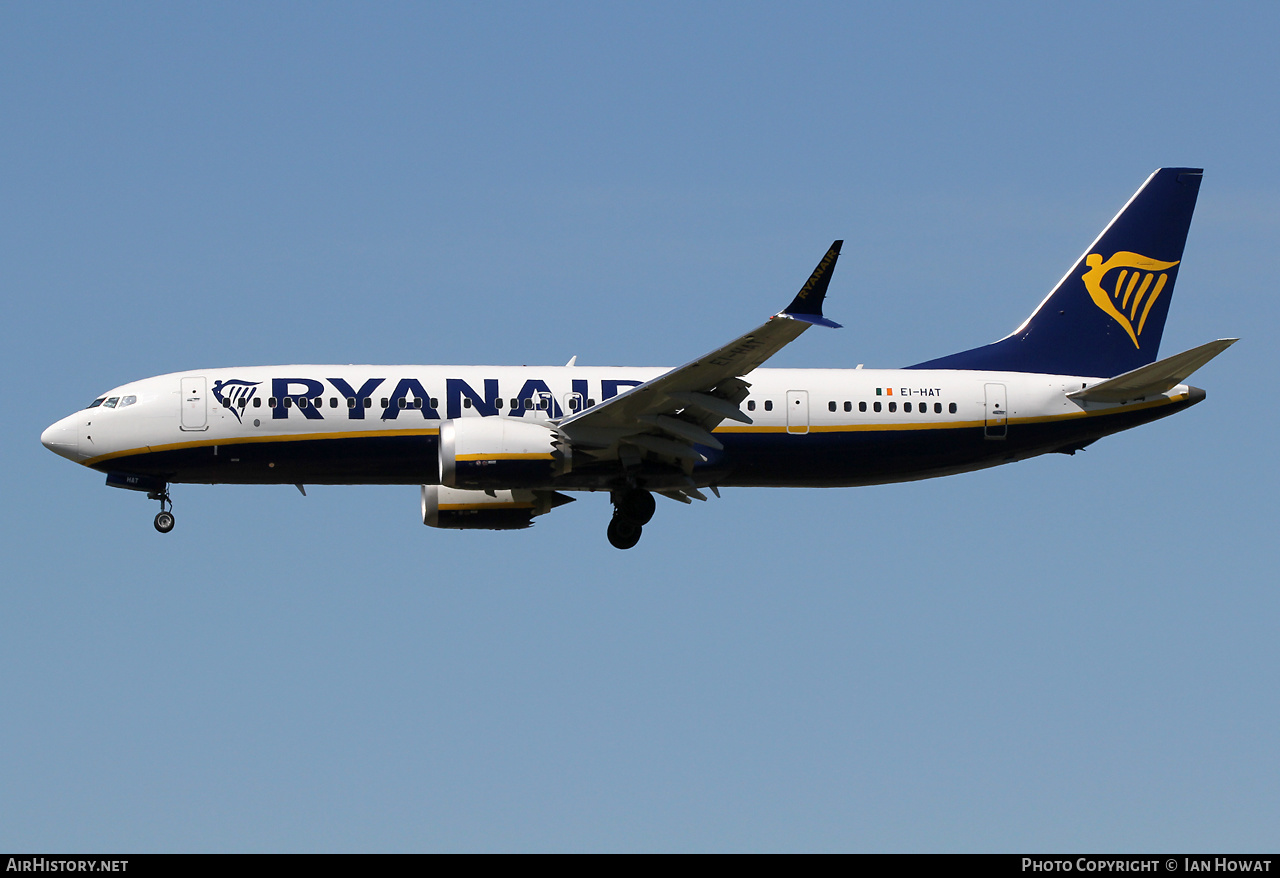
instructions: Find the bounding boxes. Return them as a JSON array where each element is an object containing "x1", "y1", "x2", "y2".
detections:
[{"x1": 1067, "y1": 338, "x2": 1237, "y2": 404}]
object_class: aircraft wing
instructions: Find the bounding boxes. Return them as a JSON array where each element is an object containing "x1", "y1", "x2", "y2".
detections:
[{"x1": 556, "y1": 241, "x2": 843, "y2": 473}]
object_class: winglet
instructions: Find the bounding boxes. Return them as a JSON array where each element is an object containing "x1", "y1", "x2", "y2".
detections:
[{"x1": 782, "y1": 240, "x2": 843, "y2": 328}]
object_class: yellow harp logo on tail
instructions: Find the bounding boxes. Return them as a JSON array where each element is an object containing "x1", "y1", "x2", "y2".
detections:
[{"x1": 1081, "y1": 251, "x2": 1180, "y2": 348}]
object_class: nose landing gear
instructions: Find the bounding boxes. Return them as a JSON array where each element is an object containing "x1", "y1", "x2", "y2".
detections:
[
  {"x1": 148, "y1": 487, "x2": 175, "y2": 534},
  {"x1": 607, "y1": 489, "x2": 655, "y2": 550}
]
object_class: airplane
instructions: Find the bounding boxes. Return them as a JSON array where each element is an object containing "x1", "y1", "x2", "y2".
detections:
[{"x1": 41, "y1": 167, "x2": 1235, "y2": 549}]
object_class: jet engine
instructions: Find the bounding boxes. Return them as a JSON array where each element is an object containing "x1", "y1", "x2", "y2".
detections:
[
  {"x1": 438, "y1": 417, "x2": 567, "y2": 489},
  {"x1": 421, "y1": 484, "x2": 574, "y2": 530}
]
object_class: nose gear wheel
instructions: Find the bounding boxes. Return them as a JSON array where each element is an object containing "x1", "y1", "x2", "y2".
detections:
[{"x1": 148, "y1": 486, "x2": 175, "y2": 534}]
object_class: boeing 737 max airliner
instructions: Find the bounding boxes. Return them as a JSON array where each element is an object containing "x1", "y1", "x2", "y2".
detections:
[{"x1": 41, "y1": 168, "x2": 1235, "y2": 548}]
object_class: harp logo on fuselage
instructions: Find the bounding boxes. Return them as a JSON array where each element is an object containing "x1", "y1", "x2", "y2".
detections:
[
  {"x1": 211, "y1": 379, "x2": 261, "y2": 423},
  {"x1": 1080, "y1": 251, "x2": 1180, "y2": 348}
]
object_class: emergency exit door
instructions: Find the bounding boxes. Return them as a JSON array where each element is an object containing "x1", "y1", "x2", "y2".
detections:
[{"x1": 786, "y1": 390, "x2": 809, "y2": 434}]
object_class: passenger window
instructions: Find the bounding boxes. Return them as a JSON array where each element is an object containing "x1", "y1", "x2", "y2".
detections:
[
  {"x1": 269, "y1": 398, "x2": 277, "y2": 407},
  {"x1": 511, "y1": 398, "x2": 519, "y2": 409},
  {"x1": 889, "y1": 402, "x2": 897, "y2": 412},
  {"x1": 905, "y1": 402, "x2": 912, "y2": 413},
  {"x1": 364, "y1": 398, "x2": 373, "y2": 408},
  {"x1": 764, "y1": 400, "x2": 773, "y2": 412},
  {"x1": 398, "y1": 398, "x2": 407, "y2": 409},
  {"x1": 828, "y1": 401, "x2": 836, "y2": 412},
  {"x1": 87, "y1": 397, "x2": 105, "y2": 408},
  {"x1": 934, "y1": 403, "x2": 942, "y2": 413},
  {"x1": 587, "y1": 399, "x2": 596, "y2": 407},
  {"x1": 747, "y1": 400, "x2": 756, "y2": 412},
  {"x1": 253, "y1": 398, "x2": 261, "y2": 408},
  {"x1": 103, "y1": 397, "x2": 119, "y2": 408},
  {"x1": 496, "y1": 399, "x2": 504, "y2": 409},
  {"x1": 284, "y1": 397, "x2": 293, "y2": 408},
  {"x1": 330, "y1": 398, "x2": 337, "y2": 408},
  {"x1": 347, "y1": 398, "x2": 356, "y2": 408},
  {"x1": 463, "y1": 398, "x2": 472, "y2": 409},
  {"x1": 381, "y1": 398, "x2": 388, "y2": 408},
  {"x1": 538, "y1": 399, "x2": 548, "y2": 410},
  {"x1": 524, "y1": 399, "x2": 533, "y2": 410},
  {"x1": 873, "y1": 401, "x2": 881, "y2": 412},
  {"x1": 949, "y1": 403, "x2": 957, "y2": 414},
  {"x1": 298, "y1": 397, "x2": 308, "y2": 408},
  {"x1": 569, "y1": 398, "x2": 579, "y2": 411},
  {"x1": 414, "y1": 398, "x2": 423, "y2": 409},
  {"x1": 859, "y1": 401, "x2": 867, "y2": 412},
  {"x1": 844, "y1": 401, "x2": 852, "y2": 412},
  {"x1": 431, "y1": 398, "x2": 439, "y2": 408}
]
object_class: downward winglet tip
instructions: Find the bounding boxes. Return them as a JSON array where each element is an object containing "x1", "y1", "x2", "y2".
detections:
[{"x1": 782, "y1": 312, "x2": 842, "y2": 329}]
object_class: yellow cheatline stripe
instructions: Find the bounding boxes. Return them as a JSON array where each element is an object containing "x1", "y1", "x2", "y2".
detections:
[
  {"x1": 455, "y1": 452, "x2": 555, "y2": 462},
  {"x1": 82, "y1": 427, "x2": 440, "y2": 467}
]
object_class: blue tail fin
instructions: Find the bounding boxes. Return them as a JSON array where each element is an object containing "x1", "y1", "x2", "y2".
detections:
[{"x1": 908, "y1": 168, "x2": 1203, "y2": 377}]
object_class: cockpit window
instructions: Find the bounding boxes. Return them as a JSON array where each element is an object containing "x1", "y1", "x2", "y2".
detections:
[
  {"x1": 118, "y1": 395, "x2": 137, "y2": 408},
  {"x1": 87, "y1": 397, "x2": 106, "y2": 409},
  {"x1": 102, "y1": 397, "x2": 119, "y2": 409}
]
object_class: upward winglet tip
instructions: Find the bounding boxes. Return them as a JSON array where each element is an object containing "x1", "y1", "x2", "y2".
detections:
[{"x1": 783, "y1": 240, "x2": 844, "y2": 321}]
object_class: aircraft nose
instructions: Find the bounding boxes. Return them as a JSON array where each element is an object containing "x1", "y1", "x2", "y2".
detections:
[{"x1": 41, "y1": 415, "x2": 79, "y2": 460}]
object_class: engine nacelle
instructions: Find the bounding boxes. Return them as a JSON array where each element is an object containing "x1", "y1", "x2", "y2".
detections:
[
  {"x1": 438, "y1": 417, "x2": 565, "y2": 489},
  {"x1": 421, "y1": 485, "x2": 573, "y2": 530}
]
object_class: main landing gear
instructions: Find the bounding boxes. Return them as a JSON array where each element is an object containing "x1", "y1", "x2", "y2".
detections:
[
  {"x1": 607, "y1": 489, "x2": 655, "y2": 550},
  {"x1": 148, "y1": 486, "x2": 175, "y2": 534}
]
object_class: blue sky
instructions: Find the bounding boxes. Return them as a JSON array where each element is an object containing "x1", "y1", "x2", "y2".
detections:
[{"x1": 3, "y1": 2, "x2": 1277, "y2": 852}]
